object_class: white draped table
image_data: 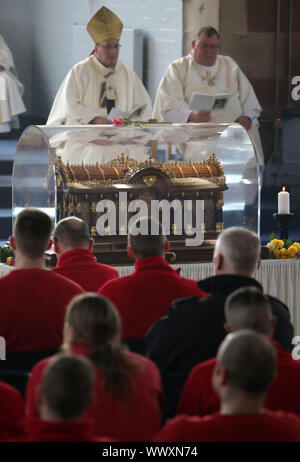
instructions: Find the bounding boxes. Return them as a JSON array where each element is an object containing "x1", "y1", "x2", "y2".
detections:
[{"x1": 1, "y1": 259, "x2": 299, "y2": 334}]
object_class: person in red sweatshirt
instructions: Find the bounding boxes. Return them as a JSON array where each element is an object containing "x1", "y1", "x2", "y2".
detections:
[
  {"x1": 155, "y1": 330, "x2": 300, "y2": 442},
  {"x1": 25, "y1": 293, "x2": 164, "y2": 441},
  {"x1": 0, "y1": 381, "x2": 24, "y2": 440},
  {"x1": 99, "y1": 216, "x2": 208, "y2": 340},
  {"x1": 0, "y1": 208, "x2": 83, "y2": 352},
  {"x1": 53, "y1": 216, "x2": 118, "y2": 291},
  {"x1": 178, "y1": 287, "x2": 300, "y2": 418},
  {"x1": 23, "y1": 354, "x2": 114, "y2": 442}
]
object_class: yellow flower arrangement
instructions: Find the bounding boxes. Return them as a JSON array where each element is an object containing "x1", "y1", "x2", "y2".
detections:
[
  {"x1": 273, "y1": 239, "x2": 284, "y2": 249},
  {"x1": 287, "y1": 245, "x2": 298, "y2": 258},
  {"x1": 266, "y1": 235, "x2": 300, "y2": 259},
  {"x1": 6, "y1": 256, "x2": 14, "y2": 266},
  {"x1": 279, "y1": 248, "x2": 287, "y2": 258}
]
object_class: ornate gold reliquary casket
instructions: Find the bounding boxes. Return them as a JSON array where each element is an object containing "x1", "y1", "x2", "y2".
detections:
[{"x1": 54, "y1": 152, "x2": 227, "y2": 262}]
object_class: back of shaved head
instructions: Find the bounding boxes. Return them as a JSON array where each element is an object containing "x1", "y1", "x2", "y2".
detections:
[
  {"x1": 214, "y1": 227, "x2": 260, "y2": 275},
  {"x1": 54, "y1": 217, "x2": 90, "y2": 248},
  {"x1": 217, "y1": 330, "x2": 277, "y2": 395},
  {"x1": 225, "y1": 287, "x2": 273, "y2": 336}
]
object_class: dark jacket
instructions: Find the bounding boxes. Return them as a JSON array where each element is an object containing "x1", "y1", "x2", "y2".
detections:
[{"x1": 145, "y1": 274, "x2": 294, "y2": 419}]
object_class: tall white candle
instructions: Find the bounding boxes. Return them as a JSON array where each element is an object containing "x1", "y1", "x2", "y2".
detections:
[{"x1": 278, "y1": 187, "x2": 290, "y2": 214}]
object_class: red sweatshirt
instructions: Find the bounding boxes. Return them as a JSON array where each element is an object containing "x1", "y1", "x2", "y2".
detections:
[
  {"x1": 53, "y1": 248, "x2": 118, "y2": 291},
  {"x1": 25, "y1": 344, "x2": 164, "y2": 441},
  {"x1": 99, "y1": 256, "x2": 208, "y2": 338},
  {"x1": 0, "y1": 268, "x2": 84, "y2": 351}
]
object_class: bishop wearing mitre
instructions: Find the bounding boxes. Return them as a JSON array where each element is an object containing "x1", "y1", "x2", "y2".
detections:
[{"x1": 47, "y1": 6, "x2": 152, "y2": 126}]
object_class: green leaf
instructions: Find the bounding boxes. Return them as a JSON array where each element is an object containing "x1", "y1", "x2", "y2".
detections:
[
  {"x1": 269, "y1": 232, "x2": 276, "y2": 241},
  {"x1": 283, "y1": 239, "x2": 292, "y2": 249},
  {"x1": 0, "y1": 246, "x2": 14, "y2": 263}
]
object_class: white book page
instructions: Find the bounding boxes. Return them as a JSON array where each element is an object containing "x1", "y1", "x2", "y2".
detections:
[{"x1": 189, "y1": 93, "x2": 231, "y2": 111}]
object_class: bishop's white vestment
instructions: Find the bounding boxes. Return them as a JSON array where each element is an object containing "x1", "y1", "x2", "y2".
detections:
[
  {"x1": 0, "y1": 35, "x2": 26, "y2": 134},
  {"x1": 47, "y1": 55, "x2": 152, "y2": 125},
  {"x1": 47, "y1": 55, "x2": 152, "y2": 164},
  {"x1": 153, "y1": 54, "x2": 264, "y2": 165}
]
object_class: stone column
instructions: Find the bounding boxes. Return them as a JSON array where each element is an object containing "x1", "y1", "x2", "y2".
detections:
[{"x1": 183, "y1": 0, "x2": 220, "y2": 55}]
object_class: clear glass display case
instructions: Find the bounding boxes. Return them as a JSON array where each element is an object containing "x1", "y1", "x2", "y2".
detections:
[{"x1": 12, "y1": 123, "x2": 261, "y2": 240}]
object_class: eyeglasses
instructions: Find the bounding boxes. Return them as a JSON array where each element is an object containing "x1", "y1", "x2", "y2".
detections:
[
  {"x1": 96, "y1": 44, "x2": 122, "y2": 51},
  {"x1": 199, "y1": 43, "x2": 219, "y2": 50}
]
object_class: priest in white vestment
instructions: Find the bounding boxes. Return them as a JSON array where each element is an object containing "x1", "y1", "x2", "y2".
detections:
[
  {"x1": 47, "y1": 7, "x2": 152, "y2": 127},
  {"x1": 0, "y1": 35, "x2": 26, "y2": 134},
  {"x1": 152, "y1": 26, "x2": 264, "y2": 167}
]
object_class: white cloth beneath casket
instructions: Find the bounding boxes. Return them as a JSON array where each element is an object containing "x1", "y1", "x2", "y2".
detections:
[{"x1": 0, "y1": 35, "x2": 26, "y2": 133}]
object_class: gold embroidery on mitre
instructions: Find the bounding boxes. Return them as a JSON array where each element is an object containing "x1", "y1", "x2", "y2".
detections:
[
  {"x1": 202, "y1": 71, "x2": 216, "y2": 87},
  {"x1": 87, "y1": 7, "x2": 123, "y2": 43}
]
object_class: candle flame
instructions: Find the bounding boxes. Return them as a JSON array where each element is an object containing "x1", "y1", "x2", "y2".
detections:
[{"x1": 282, "y1": 187, "x2": 286, "y2": 192}]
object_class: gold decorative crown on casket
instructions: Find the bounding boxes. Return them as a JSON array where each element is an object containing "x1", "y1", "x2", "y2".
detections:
[
  {"x1": 54, "y1": 153, "x2": 227, "y2": 253},
  {"x1": 55, "y1": 152, "x2": 226, "y2": 188}
]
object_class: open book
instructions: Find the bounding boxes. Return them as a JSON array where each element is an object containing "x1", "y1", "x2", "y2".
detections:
[
  {"x1": 108, "y1": 105, "x2": 147, "y2": 121},
  {"x1": 189, "y1": 93, "x2": 231, "y2": 111}
]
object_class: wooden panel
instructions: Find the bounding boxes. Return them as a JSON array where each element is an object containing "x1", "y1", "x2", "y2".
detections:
[
  {"x1": 249, "y1": 77, "x2": 276, "y2": 109},
  {"x1": 220, "y1": 0, "x2": 298, "y2": 111},
  {"x1": 249, "y1": 77, "x2": 288, "y2": 110},
  {"x1": 247, "y1": 0, "x2": 290, "y2": 33},
  {"x1": 293, "y1": 2, "x2": 300, "y2": 33},
  {"x1": 292, "y1": 34, "x2": 300, "y2": 75}
]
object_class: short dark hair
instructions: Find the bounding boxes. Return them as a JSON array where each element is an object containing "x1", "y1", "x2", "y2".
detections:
[
  {"x1": 42, "y1": 354, "x2": 95, "y2": 421},
  {"x1": 128, "y1": 217, "x2": 165, "y2": 258},
  {"x1": 219, "y1": 330, "x2": 277, "y2": 395},
  {"x1": 197, "y1": 26, "x2": 220, "y2": 40},
  {"x1": 13, "y1": 208, "x2": 53, "y2": 259},
  {"x1": 225, "y1": 287, "x2": 273, "y2": 335},
  {"x1": 54, "y1": 217, "x2": 90, "y2": 248}
]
